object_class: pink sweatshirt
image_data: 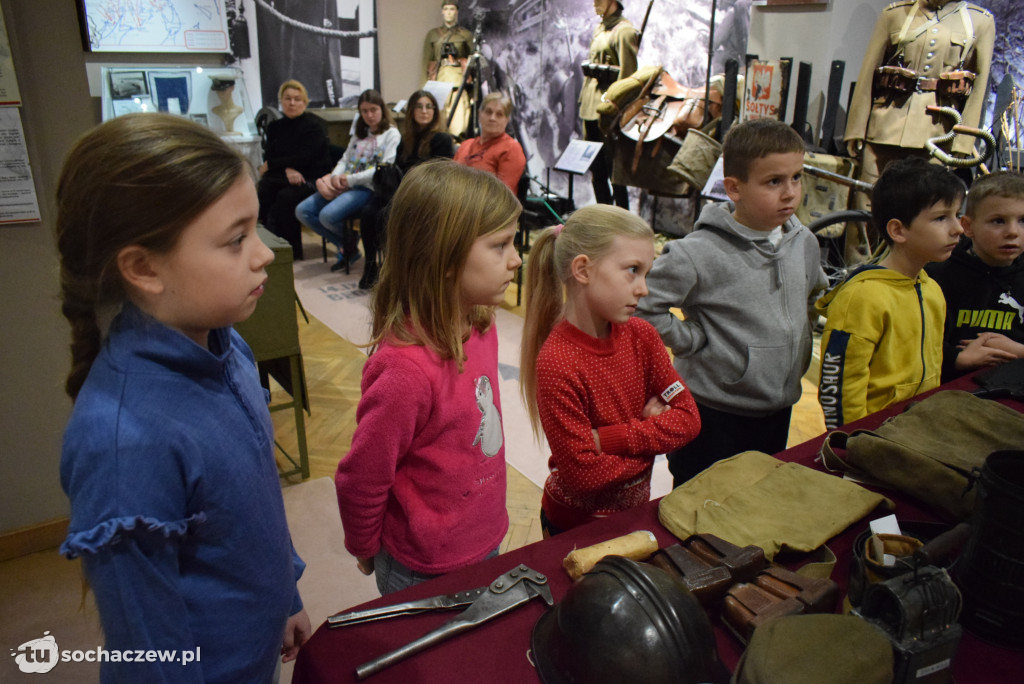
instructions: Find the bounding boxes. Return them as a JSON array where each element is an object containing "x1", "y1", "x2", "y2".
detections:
[{"x1": 336, "y1": 325, "x2": 509, "y2": 574}]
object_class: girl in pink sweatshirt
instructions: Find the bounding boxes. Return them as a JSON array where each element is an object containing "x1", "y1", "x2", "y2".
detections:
[{"x1": 336, "y1": 159, "x2": 522, "y2": 595}]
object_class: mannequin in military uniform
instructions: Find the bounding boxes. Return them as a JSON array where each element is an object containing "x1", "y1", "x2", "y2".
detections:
[
  {"x1": 580, "y1": 0, "x2": 638, "y2": 208},
  {"x1": 423, "y1": 2, "x2": 474, "y2": 138},
  {"x1": 844, "y1": 0, "x2": 995, "y2": 257}
]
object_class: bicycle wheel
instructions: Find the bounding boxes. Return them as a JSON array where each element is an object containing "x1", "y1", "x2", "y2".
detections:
[{"x1": 807, "y1": 209, "x2": 873, "y2": 288}]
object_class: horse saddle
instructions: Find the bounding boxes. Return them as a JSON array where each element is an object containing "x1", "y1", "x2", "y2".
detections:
[{"x1": 619, "y1": 68, "x2": 723, "y2": 173}]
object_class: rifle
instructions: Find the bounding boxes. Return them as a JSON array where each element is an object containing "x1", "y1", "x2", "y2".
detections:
[{"x1": 637, "y1": 0, "x2": 655, "y2": 52}]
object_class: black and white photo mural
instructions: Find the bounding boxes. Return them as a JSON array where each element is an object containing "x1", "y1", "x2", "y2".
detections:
[
  {"x1": 461, "y1": 0, "x2": 750, "y2": 229},
  {"x1": 982, "y1": 0, "x2": 1024, "y2": 133},
  {"x1": 253, "y1": 0, "x2": 378, "y2": 108}
]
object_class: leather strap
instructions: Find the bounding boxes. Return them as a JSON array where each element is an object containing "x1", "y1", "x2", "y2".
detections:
[
  {"x1": 817, "y1": 430, "x2": 889, "y2": 490},
  {"x1": 631, "y1": 94, "x2": 664, "y2": 172},
  {"x1": 897, "y1": 1, "x2": 970, "y2": 59}
]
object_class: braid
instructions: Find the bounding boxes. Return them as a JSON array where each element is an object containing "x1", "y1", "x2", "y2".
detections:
[
  {"x1": 56, "y1": 175, "x2": 116, "y2": 400},
  {"x1": 61, "y1": 296, "x2": 102, "y2": 400},
  {"x1": 54, "y1": 113, "x2": 245, "y2": 400}
]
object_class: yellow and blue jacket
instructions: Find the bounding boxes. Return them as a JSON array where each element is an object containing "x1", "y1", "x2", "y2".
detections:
[{"x1": 816, "y1": 265, "x2": 944, "y2": 429}]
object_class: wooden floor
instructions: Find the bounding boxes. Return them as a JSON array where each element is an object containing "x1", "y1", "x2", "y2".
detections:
[{"x1": 271, "y1": 268, "x2": 825, "y2": 557}]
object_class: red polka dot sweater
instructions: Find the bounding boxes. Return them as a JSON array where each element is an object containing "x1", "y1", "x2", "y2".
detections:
[{"x1": 537, "y1": 317, "x2": 701, "y2": 531}]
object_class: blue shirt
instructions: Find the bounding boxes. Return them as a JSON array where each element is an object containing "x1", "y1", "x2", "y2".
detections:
[{"x1": 61, "y1": 304, "x2": 304, "y2": 683}]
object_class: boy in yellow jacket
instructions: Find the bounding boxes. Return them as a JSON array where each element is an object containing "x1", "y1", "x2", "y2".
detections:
[{"x1": 817, "y1": 158, "x2": 965, "y2": 429}]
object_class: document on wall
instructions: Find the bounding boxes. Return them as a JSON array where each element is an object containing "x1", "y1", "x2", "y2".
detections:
[
  {"x1": 0, "y1": 3, "x2": 21, "y2": 105},
  {"x1": 0, "y1": 108, "x2": 40, "y2": 224}
]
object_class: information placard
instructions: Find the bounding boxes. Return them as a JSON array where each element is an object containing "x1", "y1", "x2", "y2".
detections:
[
  {"x1": 0, "y1": 108, "x2": 40, "y2": 224},
  {"x1": 554, "y1": 139, "x2": 603, "y2": 175}
]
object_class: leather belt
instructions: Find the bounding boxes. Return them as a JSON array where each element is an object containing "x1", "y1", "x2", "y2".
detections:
[{"x1": 917, "y1": 78, "x2": 939, "y2": 92}]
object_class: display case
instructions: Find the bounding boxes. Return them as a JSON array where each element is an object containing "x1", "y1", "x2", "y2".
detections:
[{"x1": 100, "y1": 66, "x2": 256, "y2": 138}]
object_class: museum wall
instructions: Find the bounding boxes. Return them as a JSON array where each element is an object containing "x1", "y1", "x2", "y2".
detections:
[
  {"x1": 376, "y1": 0, "x2": 436, "y2": 103},
  {"x1": 748, "y1": 0, "x2": 891, "y2": 147},
  {"x1": 0, "y1": 0, "x2": 93, "y2": 544},
  {"x1": 0, "y1": 0, "x2": 227, "y2": 546}
]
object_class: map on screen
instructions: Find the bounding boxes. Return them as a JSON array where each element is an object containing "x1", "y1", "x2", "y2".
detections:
[{"x1": 81, "y1": 0, "x2": 228, "y2": 53}]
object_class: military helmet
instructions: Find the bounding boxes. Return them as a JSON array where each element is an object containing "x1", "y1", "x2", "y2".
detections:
[{"x1": 531, "y1": 555, "x2": 723, "y2": 684}]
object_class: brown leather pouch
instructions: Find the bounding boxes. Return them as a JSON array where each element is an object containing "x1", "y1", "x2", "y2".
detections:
[
  {"x1": 650, "y1": 534, "x2": 767, "y2": 607},
  {"x1": 723, "y1": 583, "x2": 805, "y2": 644},
  {"x1": 649, "y1": 545, "x2": 734, "y2": 606},
  {"x1": 938, "y1": 70, "x2": 975, "y2": 98},
  {"x1": 753, "y1": 565, "x2": 839, "y2": 614},
  {"x1": 723, "y1": 566, "x2": 839, "y2": 644},
  {"x1": 873, "y1": 65, "x2": 917, "y2": 95},
  {"x1": 685, "y1": 533, "x2": 766, "y2": 584}
]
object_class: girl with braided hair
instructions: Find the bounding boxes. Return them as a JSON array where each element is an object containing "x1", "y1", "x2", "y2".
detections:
[{"x1": 56, "y1": 113, "x2": 309, "y2": 682}]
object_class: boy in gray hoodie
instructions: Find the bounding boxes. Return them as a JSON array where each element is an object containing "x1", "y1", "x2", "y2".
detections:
[{"x1": 637, "y1": 119, "x2": 828, "y2": 487}]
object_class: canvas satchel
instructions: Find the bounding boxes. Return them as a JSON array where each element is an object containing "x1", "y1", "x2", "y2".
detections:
[
  {"x1": 658, "y1": 451, "x2": 891, "y2": 562},
  {"x1": 819, "y1": 390, "x2": 1024, "y2": 522},
  {"x1": 797, "y1": 151, "x2": 857, "y2": 236}
]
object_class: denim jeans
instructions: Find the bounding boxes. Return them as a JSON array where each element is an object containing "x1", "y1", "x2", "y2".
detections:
[
  {"x1": 294, "y1": 186, "x2": 372, "y2": 248},
  {"x1": 374, "y1": 546, "x2": 500, "y2": 596}
]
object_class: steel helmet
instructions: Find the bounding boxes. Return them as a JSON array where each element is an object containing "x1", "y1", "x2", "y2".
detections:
[{"x1": 531, "y1": 555, "x2": 723, "y2": 684}]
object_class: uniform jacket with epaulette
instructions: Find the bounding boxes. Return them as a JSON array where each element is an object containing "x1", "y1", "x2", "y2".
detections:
[{"x1": 844, "y1": 0, "x2": 994, "y2": 155}]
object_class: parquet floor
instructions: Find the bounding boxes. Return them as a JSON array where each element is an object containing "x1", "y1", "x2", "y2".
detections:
[{"x1": 271, "y1": 263, "x2": 825, "y2": 556}]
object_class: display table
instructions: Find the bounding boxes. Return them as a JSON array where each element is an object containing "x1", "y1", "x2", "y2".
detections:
[{"x1": 293, "y1": 376, "x2": 1024, "y2": 683}]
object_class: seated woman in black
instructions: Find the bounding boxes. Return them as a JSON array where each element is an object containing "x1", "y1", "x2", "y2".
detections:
[
  {"x1": 257, "y1": 79, "x2": 331, "y2": 260},
  {"x1": 357, "y1": 90, "x2": 454, "y2": 289}
]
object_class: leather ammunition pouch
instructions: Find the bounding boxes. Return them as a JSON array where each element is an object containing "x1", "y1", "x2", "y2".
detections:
[
  {"x1": 937, "y1": 70, "x2": 974, "y2": 98},
  {"x1": 872, "y1": 66, "x2": 975, "y2": 101},
  {"x1": 581, "y1": 61, "x2": 620, "y2": 90},
  {"x1": 648, "y1": 533, "x2": 765, "y2": 607},
  {"x1": 722, "y1": 566, "x2": 839, "y2": 644},
  {"x1": 873, "y1": 65, "x2": 917, "y2": 95}
]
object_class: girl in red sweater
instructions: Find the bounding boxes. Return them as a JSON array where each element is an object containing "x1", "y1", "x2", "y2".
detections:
[
  {"x1": 520, "y1": 205, "x2": 701, "y2": 535},
  {"x1": 336, "y1": 159, "x2": 522, "y2": 595}
]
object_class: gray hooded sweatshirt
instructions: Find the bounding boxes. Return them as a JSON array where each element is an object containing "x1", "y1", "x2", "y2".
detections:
[{"x1": 636, "y1": 201, "x2": 828, "y2": 416}]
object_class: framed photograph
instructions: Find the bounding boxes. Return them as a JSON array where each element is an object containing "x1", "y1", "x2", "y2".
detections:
[
  {"x1": 109, "y1": 71, "x2": 149, "y2": 99},
  {"x1": 189, "y1": 113, "x2": 209, "y2": 127},
  {"x1": 111, "y1": 98, "x2": 153, "y2": 117}
]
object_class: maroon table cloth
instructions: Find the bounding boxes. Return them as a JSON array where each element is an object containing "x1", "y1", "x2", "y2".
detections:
[{"x1": 293, "y1": 376, "x2": 1024, "y2": 683}]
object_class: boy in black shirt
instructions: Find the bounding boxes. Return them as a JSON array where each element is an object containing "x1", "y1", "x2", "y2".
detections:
[{"x1": 927, "y1": 171, "x2": 1024, "y2": 381}]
